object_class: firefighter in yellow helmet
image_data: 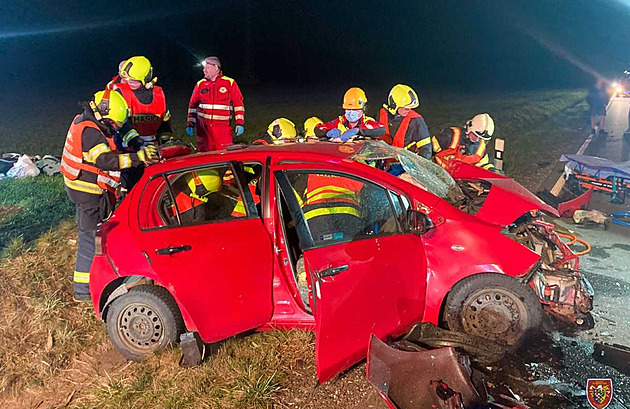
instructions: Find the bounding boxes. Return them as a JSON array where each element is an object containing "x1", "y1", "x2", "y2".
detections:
[
  {"x1": 110, "y1": 56, "x2": 174, "y2": 189},
  {"x1": 431, "y1": 113, "x2": 496, "y2": 170},
  {"x1": 303, "y1": 116, "x2": 324, "y2": 141},
  {"x1": 314, "y1": 87, "x2": 385, "y2": 141},
  {"x1": 60, "y1": 90, "x2": 159, "y2": 301},
  {"x1": 378, "y1": 84, "x2": 432, "y2": 159},
  {"x1": 169, "y1": 169, "x2": 235, "y2": 224},
  {"x1": 253, "y1": 118, "x2": 298, "y2": 145}
]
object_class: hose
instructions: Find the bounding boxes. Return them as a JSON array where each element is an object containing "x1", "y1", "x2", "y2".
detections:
[
  {"x1": 557, "y1": 232, "x2": 592, "y2": 256},
  {"x1": 611, "y1": 211, "x2": 630, "y2": 227}
]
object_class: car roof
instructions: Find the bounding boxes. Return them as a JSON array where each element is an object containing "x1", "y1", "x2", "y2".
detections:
[{"x1": 150, "y1": 141, "x2": 364, "y2": 174}]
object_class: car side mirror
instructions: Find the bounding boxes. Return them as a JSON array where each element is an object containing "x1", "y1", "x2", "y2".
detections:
[{"x1": 405, "y1": 209, "x2": 434, "y2": 235}]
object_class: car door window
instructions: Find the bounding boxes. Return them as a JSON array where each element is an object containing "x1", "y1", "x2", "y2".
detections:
[
  {"x1": 284, "y1": 171, "x2": 399, "y2": 247},
  {"x1": 139, "y1": 164, "x2": 253, "y2": 230}
]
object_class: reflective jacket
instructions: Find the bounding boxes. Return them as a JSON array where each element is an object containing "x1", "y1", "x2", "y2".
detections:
[
  {"x1": 314, "y1": 115, "x2": 385, "y2": 139},
  {"x1": 378, "y1": 108, "x2": 432, "y2": 158},
  {"x1": 187, "y1": 76, "x2": 245, "y2": 128},
  {"x1": 431, "y1": 127, "x2": 493, "y2": 170},
  {"x1": 115, "y1": 82, "x2": 170, "y2": 146},
  {"x1": 302, "y1": 174, "x2": 363, "y2": 221}
]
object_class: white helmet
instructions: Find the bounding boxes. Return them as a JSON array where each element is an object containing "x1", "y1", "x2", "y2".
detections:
[{"x1": 465, "y1": 113, "x2": 494, "y2": 140}]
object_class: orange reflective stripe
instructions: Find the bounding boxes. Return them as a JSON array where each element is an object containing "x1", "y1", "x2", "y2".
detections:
[{"x1": 448, "y1": 127, "x2": 462, "y2": 150}]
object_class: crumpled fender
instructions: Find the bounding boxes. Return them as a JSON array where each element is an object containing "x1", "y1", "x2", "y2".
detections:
[{"x1": 366, "y1": 335, "x2": 486, "y2": 409}]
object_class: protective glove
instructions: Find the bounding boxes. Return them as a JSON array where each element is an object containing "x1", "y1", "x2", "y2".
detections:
[
  {"x1": 186, "y1": 126, "x2": 195, "y2": 137},
  {"x1": 340, "y1": 127, "x2": 359, "y2": 142},
  {"x1": 326, "y1": 128, "x2": 341, "y2": 139},
  {"x1": 137, "y1": 144, "x2": 159, "y2": 165},
  {"x1": 235, "y1": 125, "x2": 244, "y2": 136}
]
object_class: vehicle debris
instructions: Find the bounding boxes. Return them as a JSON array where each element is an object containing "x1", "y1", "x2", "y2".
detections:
[
  {"x1": 572, "y1": 209, "x2": 610, "y2": 227},
  {"x1": 593, "y1": 343, "x2": 630, "y2": 376}
]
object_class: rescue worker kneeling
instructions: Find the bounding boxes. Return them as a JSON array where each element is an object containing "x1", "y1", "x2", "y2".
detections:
[
  {"x1": 169, "y1": 169, "x2": 234, "y2": 225},
  {"x1": 61, "y1": 90, "x2": 158, "y2": 301},
  {"x1": 302, "y1": 174, "x2": 364, "y2": 243},
  {"x1": 431, "y1": 113, "x2": 496, "y2": 170}
]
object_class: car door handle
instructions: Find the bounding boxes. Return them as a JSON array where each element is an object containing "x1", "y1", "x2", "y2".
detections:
[
  {"x1": 155, "y1": 245, "x2": 192, "y2": 256},
  {"x1": 319, "y1": 264, "x2": 349, "y2": 278}
]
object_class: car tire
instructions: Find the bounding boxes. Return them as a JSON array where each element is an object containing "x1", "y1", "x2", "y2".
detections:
[
  {"x1": 106, "y1": 285, "x2": 184, "y2": 361},
  {"x1": 444, "y1": 274, "x2": 543, "y2": 347}
]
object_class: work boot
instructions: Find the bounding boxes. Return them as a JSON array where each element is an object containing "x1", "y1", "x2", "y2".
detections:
[
  {"x1": 589, "y1": 128, "x2": 596, "y2": 136},
  {"x1": 599, "y1": 129, "x2": 608, "y2": 135},
  {"x1": 73, "y1": 293, "x2": 91, "y2": 302}
]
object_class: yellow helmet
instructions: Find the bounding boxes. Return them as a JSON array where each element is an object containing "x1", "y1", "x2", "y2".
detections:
[
  {"x1": 186, "y1": 169, "x2": 221, "y2": 202},
  {"x1": 386, "y1": 84, "x2": 420, "y2": 114},
  {"x1": 93, "y1": 89, "x2": 129, "y2": 124},
  {"x1": 119, "y1": 56, "x2": 154, "y2": 85},
  {"x1": 267, "y1": 118, "x2": 297, "y2": 143},
  {"x1": 303, "y1": 116, "x2": 323, "y2": 137},
  {"x1": 343, "y1": 87, "x2": 367, "y2": 110}
]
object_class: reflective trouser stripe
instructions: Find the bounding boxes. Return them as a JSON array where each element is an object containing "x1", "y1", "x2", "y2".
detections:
[
  {"x1": 304, "y1": 206, "x2": 361, "y2": 220},
  {"x1": 73, "y1": 271, "x2": 90, "y2": 283},
  {"x1": 64, "y1": 176, "x2": 104, "y2": 195}
]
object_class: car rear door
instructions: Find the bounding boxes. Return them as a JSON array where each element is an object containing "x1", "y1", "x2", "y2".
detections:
[
  {"x1": 135, "y1": 161, "x2": 273, "y2": 343},
  {"x1": 275, "y1": 167, "x2": 428, "y2": 382}
]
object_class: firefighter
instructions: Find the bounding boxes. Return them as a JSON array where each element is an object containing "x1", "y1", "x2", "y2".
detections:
[
  {"x1": 378, "y1": 84, "x2": 432, "y2": 159},
  {"x1": 231, "y1": 165, "x2": 263, "y2": 217},
  {"x1": 252, "y1": 118, "x2": 298, "y2": 145},
  {"x1": 113, "y1": 56, "x2": 173, "y2": 189},
  {"x1": 169, "y1": 169, "x2": 228, "y2": 224},
  {"x1": 302, "y1": 173, "x2": 364, "y2": 242},
  {"x1": 114, "y1": 56, "x2": 173, "y2": 148},
  {"x1": 186, "y1": 56, "x2": 245, "y2": 151},
  {"x1": 314, "y1": 87, "x2": 385, "y2": 141},
  {"x1": 431, "y1": 113, "x2": 495, "y2": 170},
  {"x1": 61, "y1": 90, "x2": 158, "y2": 301},
  {"x1": 303, "y1": 116, "x2": 324, "y2": 141}
]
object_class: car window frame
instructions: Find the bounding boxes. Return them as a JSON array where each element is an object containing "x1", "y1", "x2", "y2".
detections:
[
  {"x1": 137, "y1": 161, "x2": 260, "y2": 232},
  {"x1": 276, "y1": 169, "x2": 407, "y2": 250}
]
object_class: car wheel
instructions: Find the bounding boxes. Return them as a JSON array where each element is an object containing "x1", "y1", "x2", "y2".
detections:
[
  {"x1": 444, "y1": 274, "x2": 542, "y2": 346},
  {"x1": 106, "y1": 285, "x2": 184, "y2": 361}
]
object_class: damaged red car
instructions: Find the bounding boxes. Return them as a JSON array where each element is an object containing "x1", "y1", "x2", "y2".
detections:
[{"x1": 89, "y1": 141, "x2": 593, "y2": 382}]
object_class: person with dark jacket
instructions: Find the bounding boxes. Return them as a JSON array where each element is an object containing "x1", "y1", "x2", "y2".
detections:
[
  {"x1": 378, "y1": 84, "x2": 431, "y2": 159},
  {"x1": 60, "y1": 90, "x2": 158, "y2": 301},
  {"x1": 586, "y1": 79, "x2": 609, "y2": 135}
]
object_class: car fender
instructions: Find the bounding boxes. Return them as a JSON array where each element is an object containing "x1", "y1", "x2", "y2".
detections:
[
  {"x1": 98, "y1": 273, "x2": 199, "y2": 333},
  {"x1": 419, "y1": 212, "x2": 541, "y2": 325}
]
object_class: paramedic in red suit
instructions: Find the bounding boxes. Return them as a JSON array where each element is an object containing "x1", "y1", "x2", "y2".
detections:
[{"x1": 186, "y1": 56, "x2": 245, "y2": 151}]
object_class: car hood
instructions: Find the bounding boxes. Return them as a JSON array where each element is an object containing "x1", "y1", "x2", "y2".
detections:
[{"x1": 446, "y1": 160, "x2": 559, "y2": 225}]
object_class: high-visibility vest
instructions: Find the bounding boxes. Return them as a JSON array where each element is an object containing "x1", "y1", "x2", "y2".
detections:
[
  {"x1": 231, "y1": 182, "x2": 260, "y2": 217},
  {"x1": 116, "y1": 83, "x2": 167, "y2": 145},
  {"x1": 431, "y1": 127, "x2": 490, "y2": 169},
  {"x1": 378, "y1": 108, "x2": 421, "y2": 148},
  {"x1": 302, "y1": 174, "x2": 362, "y2": 221},
  {"x1": 60, "y1": 117, "x2": 120, "y2": 195}
]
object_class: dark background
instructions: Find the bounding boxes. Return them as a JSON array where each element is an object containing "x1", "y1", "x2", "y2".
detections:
[{"x1": 1, "y1": 0, "x2": 629, "y2": 94}]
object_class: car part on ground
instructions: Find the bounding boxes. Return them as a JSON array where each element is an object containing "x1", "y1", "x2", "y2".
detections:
[
  {"x1": 106, "y1": 286, "x2": 184, "y2": 361},
  {"x1": 444, "y1": 274, "x2": 543, "y2": 346},
  {"x1": 593, "y1": 343, "x2": 630, "y2": 376},
  {"x1": 180, "y1": 331, "x2": 205, "y2": 367},
  {"x1": 367, "y1": 335, "x2": 487, "y2": 409},
  {"x1": 572, "y1": 209, "x2": 610, "y2": 228},
  {"x1": 401, "y1": 322, "x2": 508, "y2": 364}
]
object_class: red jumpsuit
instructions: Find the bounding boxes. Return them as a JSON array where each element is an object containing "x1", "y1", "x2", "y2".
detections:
[{"x1": 187, "y1": 76, "x2": 245, "y2": 151}]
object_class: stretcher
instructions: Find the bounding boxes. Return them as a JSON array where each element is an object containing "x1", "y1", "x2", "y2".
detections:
[{"x1": 560, "y1": 154, "x2": 630, "y2": 204}]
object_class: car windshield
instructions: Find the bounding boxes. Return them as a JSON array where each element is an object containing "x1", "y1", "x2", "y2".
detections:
[{"x1": 350, "y1": 141, "x2": 465, "y2": 205}]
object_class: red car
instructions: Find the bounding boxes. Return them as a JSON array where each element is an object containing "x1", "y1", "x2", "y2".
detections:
[{"x1": 90, "y1": 141, "x2": 593, "y2": 382}]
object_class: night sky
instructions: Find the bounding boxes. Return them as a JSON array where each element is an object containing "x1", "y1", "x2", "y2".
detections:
[{"x1": 1, "y1": 0, "x2": 630, "y2": 92}]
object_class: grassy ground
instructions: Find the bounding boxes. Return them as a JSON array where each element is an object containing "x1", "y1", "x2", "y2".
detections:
[{"x1": 0, "y1": 87, "x2": 590, "y2": 408}]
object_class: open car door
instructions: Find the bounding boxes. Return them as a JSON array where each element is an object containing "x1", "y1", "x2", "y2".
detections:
[{"x1": 276, "y1": 168, "x2": 428, "y2": 382}]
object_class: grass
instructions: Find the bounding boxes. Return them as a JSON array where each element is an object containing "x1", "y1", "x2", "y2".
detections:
[{"x1": 0, "y1": 87, "x2": 590, "y2": 408}]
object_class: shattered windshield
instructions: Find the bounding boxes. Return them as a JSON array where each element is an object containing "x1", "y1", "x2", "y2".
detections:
[{"x1": 350, "y1": 141, "x2": 465, "y2": 205}]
